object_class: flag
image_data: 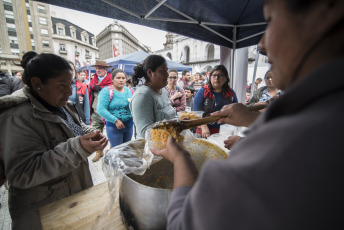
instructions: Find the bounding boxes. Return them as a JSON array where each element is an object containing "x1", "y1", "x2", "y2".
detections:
[
  {"x1": 113, "y1": 44, "x2": 120, "y2": 57},
  {"x1": 83, "y1": 61, "x2": 87, "y2": 66}
]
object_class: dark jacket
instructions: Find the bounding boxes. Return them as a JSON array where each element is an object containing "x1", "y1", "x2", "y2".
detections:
[
  {"x1": 0, "y1": 71, "x2": 24, "y2": 97},
  {"x1": 166, "y1": 58, "x2": 344, "y2": 230},
  {"x1": 0, "y1": 88, "x2": 95, "y2": 229},
  {"x1": 203, "y1": 84, "x2": 236, "y2": 117}
]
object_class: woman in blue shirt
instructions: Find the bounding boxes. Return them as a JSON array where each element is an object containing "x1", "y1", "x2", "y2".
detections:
[
  {"x1": 193, "y1": 65, "x2": 238, "y2": 138},
  {"x1": 97, "y1": 69, "x2": 133, "y2": 147}
]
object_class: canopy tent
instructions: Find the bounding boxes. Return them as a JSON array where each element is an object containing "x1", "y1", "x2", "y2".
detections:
[
  {"x1": 78, "y1": 51, "x2": 192, "y2": 74},
  {"x1": 36, "y1": 0, "x2": 267, "y2": 102},
  {"x1": 35, "y1": 0, "x2": 266, "y2": 49}
]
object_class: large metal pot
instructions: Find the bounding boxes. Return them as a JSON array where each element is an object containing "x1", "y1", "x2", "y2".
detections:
[{"x1": 119, "y1": 139, "x2": 228, "y2": 230}]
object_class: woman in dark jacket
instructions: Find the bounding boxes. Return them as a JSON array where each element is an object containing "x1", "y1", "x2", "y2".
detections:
[
  {"x1": 0, "y1": 52, "x2": 108, "y2": 229},
  {"x1": 193, "y1": 65, "x2": 238, "y2": 138}
]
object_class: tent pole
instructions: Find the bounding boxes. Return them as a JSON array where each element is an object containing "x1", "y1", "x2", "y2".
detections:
[
  {"x1": 144, "y1": 0, "x2": 167, "y2": 18},
  {"x1": 250, "y1": 45, "x2": 260, "y2": 98},
  {"x1": 231, "y1": 26, "x2": 236, "y2": 88}
]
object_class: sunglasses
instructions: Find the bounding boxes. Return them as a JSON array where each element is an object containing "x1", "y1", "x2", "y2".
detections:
[{"x1": 168, "y1": 76, "x2": 178, "y2": 80}]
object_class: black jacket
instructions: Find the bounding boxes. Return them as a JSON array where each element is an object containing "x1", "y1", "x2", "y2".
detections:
[{"x1": 0, "y1": 71, "x2": 24, "y2": 97}]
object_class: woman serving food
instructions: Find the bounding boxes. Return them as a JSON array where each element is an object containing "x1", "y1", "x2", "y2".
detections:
[{"x1": 151, "y1": 0, "x2": 344, "y2": 228}]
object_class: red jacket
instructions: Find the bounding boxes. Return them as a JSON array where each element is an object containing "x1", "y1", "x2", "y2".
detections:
[{"x1": 88, "y1": 73, "x2": 112, "y2": 111}]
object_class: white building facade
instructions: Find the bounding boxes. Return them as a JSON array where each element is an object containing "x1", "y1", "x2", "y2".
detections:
[
  {"x1": 96, "y1": 20, "x2": 149, "y2": 60},
  {"x1": 51, "y1": 17, "x2": 98, "y2": 68}
]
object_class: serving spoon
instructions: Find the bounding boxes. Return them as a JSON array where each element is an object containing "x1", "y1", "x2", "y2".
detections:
[{"x1": 153, "y1": 103, "x2": 266, "y2": 132}]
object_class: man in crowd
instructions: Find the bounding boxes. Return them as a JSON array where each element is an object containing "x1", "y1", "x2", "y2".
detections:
[
  {"x1": 184, "y1": 85, "x2": 195, "y2": 111},
  {"x1": 201, "y1": 71, "x2": 208, "y2": 84},
  {"x1": 88, "y1": 60, "x2": 112, "y2": 162},
  {"x1": 177, "y1": 69, "x2": 191, "y2": 89},
  {"x1": 0, "y1": 60, "x2": 24, "y2": 97},
  {"x1": 249, "y1": 78, "x2": 263, "y2": 93},
  {"x1": 190, "y1": 72, "x2": 204, "y2": 93}
]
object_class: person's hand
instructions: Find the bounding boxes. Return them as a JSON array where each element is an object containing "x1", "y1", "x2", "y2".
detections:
[
  {"x1": 150, "y1": 137, "x2": 190, "y2": 164},
  {"x1": 211, "y1": 103, "x2": 260, "y2": 127},
  {"x1": 80, "y1": 130, "x2": 108, "y2": 153},
  {"x1": 201, "y1": 125, "x2": 210, "y2": 138},
  {"x1": 115, "y1": 119, "x2": 125, "y2": 129},
  {"x1": 150, "y1": 137, "x2": 198, "y2": 188},
  {"x1": 171, "y1": 91, "x2": 183, "y2": 100},
  {"x1": 224, "y1": 135, "x2": 241, "y2": 150}
]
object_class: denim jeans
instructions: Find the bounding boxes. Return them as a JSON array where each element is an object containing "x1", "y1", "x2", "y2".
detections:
[{"x1": 106, "y1": 118, "x2": 133, "y2": 148}]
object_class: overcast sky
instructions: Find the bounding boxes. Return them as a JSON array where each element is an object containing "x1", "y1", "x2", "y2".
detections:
[{"x1": 49, "y1": 5, "x2": 167, "y2": 51}]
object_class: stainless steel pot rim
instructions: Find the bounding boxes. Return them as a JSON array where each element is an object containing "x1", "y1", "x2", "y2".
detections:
[{"x1": 119, "y1": 168, "x2": 173, "y2": 192}]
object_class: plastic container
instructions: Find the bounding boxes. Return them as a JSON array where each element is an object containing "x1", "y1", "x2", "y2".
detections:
[
  {"x1": 146, "y1": 128, "x2": 194, "y2": 150},
  {"x1": 177, "y1": 111, "x2": 203, "y2": 120}
]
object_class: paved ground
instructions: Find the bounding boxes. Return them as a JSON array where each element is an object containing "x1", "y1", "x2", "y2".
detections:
[{"x1": 0, "y1": 151, "x2": 108, "y2": 230}]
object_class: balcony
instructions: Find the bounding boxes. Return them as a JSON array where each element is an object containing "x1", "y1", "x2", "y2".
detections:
[
  {"x1": 59, "y1": 49, "x2": 67, "y2": 54},
  {"x1": 85, "y1": 54, "x2": 92, "y2": 59}
]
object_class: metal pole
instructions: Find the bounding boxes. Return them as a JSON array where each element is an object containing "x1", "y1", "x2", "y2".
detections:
[
  {"x1": 231, "y1": 26, "x2": 236, "y2": 88},
  {"x1": 250, "y1": 45, "x2": 260, "y2": 98}
]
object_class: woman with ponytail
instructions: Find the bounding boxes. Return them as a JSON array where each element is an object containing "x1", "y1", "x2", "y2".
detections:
[
  {"x1": 0, "y1": 52, "x2": 108, "y2": 229},
  {"x1": 130, "y1": 55, "x2": 176, "y2": 138}
]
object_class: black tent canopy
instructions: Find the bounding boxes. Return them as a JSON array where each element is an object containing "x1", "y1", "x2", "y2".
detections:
[{"x1": 35, "y1": 0, "x2": 266, "y2": 49}]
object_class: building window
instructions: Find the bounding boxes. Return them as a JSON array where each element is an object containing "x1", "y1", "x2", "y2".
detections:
[
  {"x1": 207, "y1": 44, "x2": 215, "y2": 60},
  {"x1": 41, "y1": 29, "x2": 48, "y2": 36},
  {"x1": 58, "y1": 27, "x2": 64, "y2": 35},
  {"x1": 70, "y1": 26, "x2": 76, "y2": 38},
  {"x1": 5, "y1": 18, "x2": 15, "y2": 24},
  {"x1": 39, "y1": 17, "x2": 47, "y2": 25},
  {"x1": 184, "y1": 46, "x2": 190, "y2": 63},
  {"x1": 60, "y1": 44, "x2": 66, "y2": 51},
  {"x1": 37, "y1": 5, "x2": 46, "y2": 13},
  {"x1": 42, "y1": 41, "x2": 50, "y2": 47},
  {"x1": 4, "y1": 4, "x2": 13, "y2": 11},
  {"x1": 10, "y1": 43, "x2": 18, "y2": 49}
]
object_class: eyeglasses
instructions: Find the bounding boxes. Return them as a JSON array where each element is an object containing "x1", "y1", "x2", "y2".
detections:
[
  {"x1": 168, "y1": 76, "x2": 178, "y2": 80},
  {"x1": 211, "y1": 74, "x2": 225, "y2": 78}
]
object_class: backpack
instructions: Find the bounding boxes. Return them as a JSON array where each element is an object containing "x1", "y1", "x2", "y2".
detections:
[{"x1": 101, "y1": 85, "x2": 115, "y2": 124}]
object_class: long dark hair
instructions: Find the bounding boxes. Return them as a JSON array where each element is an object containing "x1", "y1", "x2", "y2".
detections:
[
  {"x1": 132, "y1": 55, "x2": 166, "y2": 86},
  {"x1": 21, "y1": 52, "x2": 72, "y2": 89},
  {"x1": 208, "y1": 64, "x2": 230, "y2": 93}
]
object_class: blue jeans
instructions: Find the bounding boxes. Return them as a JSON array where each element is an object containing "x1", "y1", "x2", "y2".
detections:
[{"x1": 106, "y1": 118, "x2": 133, "y2": 148}]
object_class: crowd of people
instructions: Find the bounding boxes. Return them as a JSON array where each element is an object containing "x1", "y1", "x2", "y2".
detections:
[
  {"x1": 1, "y1": 0, "x2": 343, "y2": 228},
  {"x1": 0, "y1": 48, "x2": 282, "y2": 229}
]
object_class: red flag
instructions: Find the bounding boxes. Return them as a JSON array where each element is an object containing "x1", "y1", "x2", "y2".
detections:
[{"x1": 113, "y1": 44, "x2": 120, "y2": 57}]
